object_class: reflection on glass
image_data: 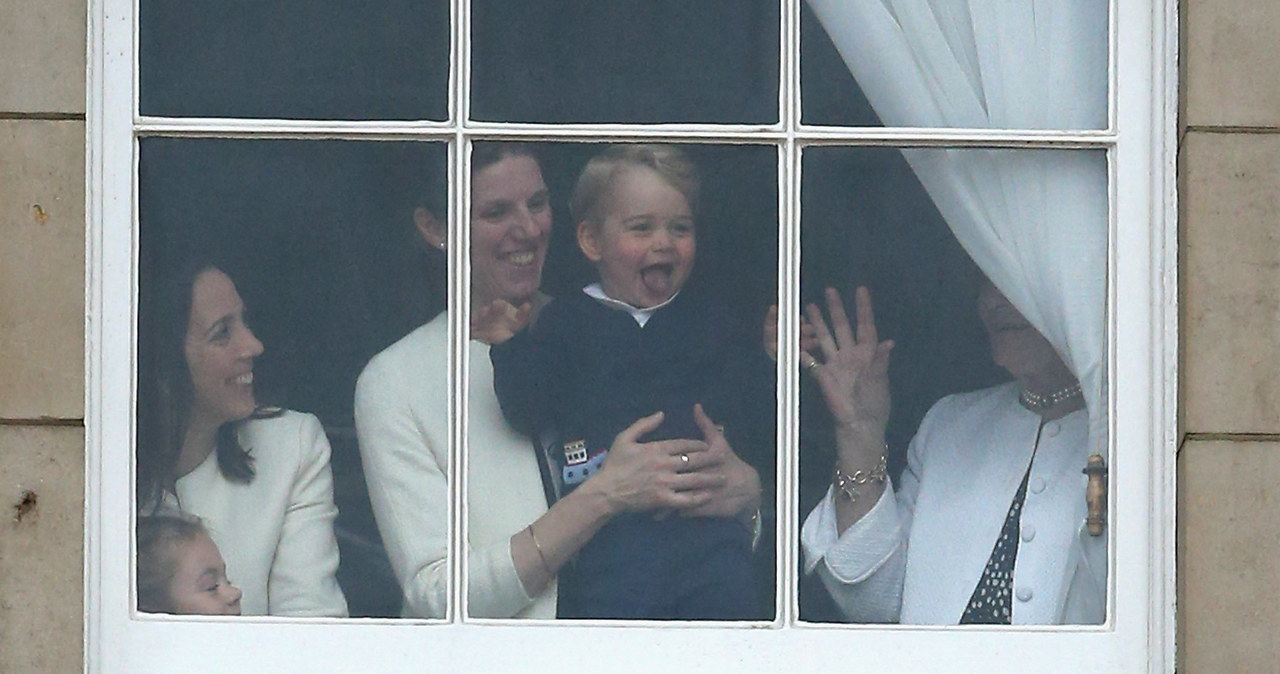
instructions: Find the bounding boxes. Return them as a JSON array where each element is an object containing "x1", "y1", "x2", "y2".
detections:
[
  {"x1": 797, "y1": 147, "x2": 1107, "y2": 625},
  {"x1": 470, "y1": 2, "x2": 779, "y2": 124},
  {"x1": 801, "y1": 0, "x2": 1108, "y2": 129},
  {"x1": 138, "y1": 139, "x2": 447, "y2": 618},
  {"x1": 140, "y1": 0, "x2": 450, "y2": 120},
  {"x1": 464, "y1": 142, "x2": 779, "y2": 620}
]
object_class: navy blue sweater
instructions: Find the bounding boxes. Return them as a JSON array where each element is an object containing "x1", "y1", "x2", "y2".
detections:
[{"x1": 490, "y1": 289, "x2": 776, "y2": 496}]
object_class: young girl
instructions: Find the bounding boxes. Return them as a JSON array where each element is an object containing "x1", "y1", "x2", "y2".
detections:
[{"x1": 137, "y1": 515, "x2": 243, "y2": 615}]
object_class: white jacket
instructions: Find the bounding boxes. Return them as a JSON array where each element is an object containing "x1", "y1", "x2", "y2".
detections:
[
  {"x1": 354, "y1": 313, "x2": 555, "y2": 619},
  {"x1": 801, "y1": 382, "x2": 1105, "y2": 624},
  {"x1": 175, "y1": 410, "x2": 348, "y2": 617}
]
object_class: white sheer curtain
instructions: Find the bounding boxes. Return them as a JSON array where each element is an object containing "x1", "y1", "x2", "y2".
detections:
[{"x1": 806, "y1": 0, "x2": 1109, "y2": 452}]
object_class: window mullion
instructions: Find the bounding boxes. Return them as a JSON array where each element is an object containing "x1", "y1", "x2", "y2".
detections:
[
  {"x1": 780, "y1": 0, "x2": 800, "y2": 626},
  {"x1": 131, "y1": 118, "x2": 456, "y2": 140},
  {"x1": 452, "y1": 0, "x2": 470, "y2": 624}
]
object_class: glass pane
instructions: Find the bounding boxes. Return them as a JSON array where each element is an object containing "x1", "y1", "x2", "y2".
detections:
[
  {"x1": 470, "y1": 2, "x2": 780, "y2": 124},
  {"x1": 140, "y1": 0, "x2": 450, "y2": 120},
  {"x1": 137, "y1": 138, "x2": 447, "y2": 619},
  {"x1": 801, "y1": 1, "x2": 1109, "y2": 129},
  {"x1": 464, "y1": 142, "x2": 779, "y2": 620},
  {"x1": 797, "y1": 146, "x2": 1108, "y2": 625}
]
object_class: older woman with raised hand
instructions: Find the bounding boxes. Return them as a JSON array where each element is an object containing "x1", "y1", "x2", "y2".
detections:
[
  {"x1": 137, "y1": 261, "x2": 348, "y2": 617},
  {"x1": 354, "y1": 143, "x2": 763, "y2": 619},
  {"x1": 799, "y1": 281, "x2": 1104, "y2": 625}
]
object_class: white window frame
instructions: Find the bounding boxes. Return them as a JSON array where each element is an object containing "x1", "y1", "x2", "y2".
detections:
[{"x1": 84, "y1": 0, "x2": 1179, "y2": 671}]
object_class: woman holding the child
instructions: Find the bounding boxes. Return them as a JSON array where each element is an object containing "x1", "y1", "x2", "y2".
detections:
[
  {"x1": 355, "y1": 143, "x2": 766, "y2": 619},
  {"x1": 138, "y1": 261, "x2": 348, "y2": 617},
  {"x1": 489, "y1": 145, "x2": 774, "y2": 619}
]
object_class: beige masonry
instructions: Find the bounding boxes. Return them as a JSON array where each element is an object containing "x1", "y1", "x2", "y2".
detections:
[
  {"x1": 0, "y1": 0, "x2": 1277, "y2": 670},
  {"x1": 0, "y1": 427, "x2": 84, "y2": 673},
  {"x1": 0, "y1": 120, "x2": 86, "y2": 419},
  {"x1": 1178, "y1": 0, "x2": 1280, "y2": 667},
  {"x1": 1, "y1": 0, "x2": 88, "y2": 671}
]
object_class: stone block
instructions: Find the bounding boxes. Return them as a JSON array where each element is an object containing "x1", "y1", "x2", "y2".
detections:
[
  {"x1": 0, "y1": 0, "x2": 87, "y2": 114},
  {"x1": 0, "y1": 425, "x2": 84, "y2": 673},
  {"x1": 1184, "y1": 0, "x2": 1280, "y2": 128},
  {"x1": 1181, "y1": 132, "x2": 1280, "y2": 434},
  {"x1": 1179, "y1": 440, "x2": 1280, "y2": 673},
  {"x1": 0, "y1": 120, "x2": 85, "y2": 420}
]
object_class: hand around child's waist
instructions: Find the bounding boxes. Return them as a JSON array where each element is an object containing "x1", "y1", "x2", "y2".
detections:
[{"x1": 580, "y1": 405, "x2": 761, "y2": 525}]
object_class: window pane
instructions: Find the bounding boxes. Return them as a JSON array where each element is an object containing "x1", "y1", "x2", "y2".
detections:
[
  {"x1": 470, "y1": 2, "x2": 780, "y2": 124},
  {"x1": 139, "y1": 1, "x2": 450, "y2": 120},
  {"x1": 797, "y1": 146, "x2": 1108, "y2": 625},
  {"x1": 464, "y1": 142, "x2": 779, "y2": 620},
  {"x1": 801, "y1": 1, "x2": 1109, "y2": 129},
  {"x1": 137, "y1": 138, "x2": 448, "y2": 619}
]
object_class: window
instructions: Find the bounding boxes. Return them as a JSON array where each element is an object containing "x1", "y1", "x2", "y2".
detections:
[{"x1": 86, "y1": 0, "x2": 1178, "y2": 671}]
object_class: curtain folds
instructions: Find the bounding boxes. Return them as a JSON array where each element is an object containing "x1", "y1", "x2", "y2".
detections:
[{"x1": 806, "y1": 0, "x2": 1109, "y2": 453}]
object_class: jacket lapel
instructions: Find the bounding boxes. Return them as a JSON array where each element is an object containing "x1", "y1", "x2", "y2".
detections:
[{"x1": 903, "y1": 404, "x2": 1042, "y2": 623}]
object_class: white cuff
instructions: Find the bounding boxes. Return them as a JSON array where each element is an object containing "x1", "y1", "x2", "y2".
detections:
[{"x1": 800, "y1": 485, "x2": 903, "y2": 583}]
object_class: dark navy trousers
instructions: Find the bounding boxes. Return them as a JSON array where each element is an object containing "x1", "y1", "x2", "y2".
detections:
[{"x1": 556, "y1": 514, "x2": 758, "y2": 620}]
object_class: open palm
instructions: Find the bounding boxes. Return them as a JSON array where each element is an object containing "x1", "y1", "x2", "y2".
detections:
[{"x1": 804, "y1": 286, "x2": 894, "y2": 434}]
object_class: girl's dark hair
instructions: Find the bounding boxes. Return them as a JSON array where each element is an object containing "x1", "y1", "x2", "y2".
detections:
[
  {"x1": 137, "y1": 259, "x2": 257, "y2": 511},
  {"x1": 136, "y1": 514, "x2": 209, "y2": 613}
]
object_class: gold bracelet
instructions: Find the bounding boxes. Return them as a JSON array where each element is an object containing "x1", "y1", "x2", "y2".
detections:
[
  {"x1": 526, "y1": 523, "x2": 553, "y2": 576},
  {"x1": 833, "y1": 455, "x2": 889, "y2": 503}
]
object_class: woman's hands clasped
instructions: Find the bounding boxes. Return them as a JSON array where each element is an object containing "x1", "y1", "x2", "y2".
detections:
[{"x1": 586, "y1": 405, "x2": 761, "y2": 521}]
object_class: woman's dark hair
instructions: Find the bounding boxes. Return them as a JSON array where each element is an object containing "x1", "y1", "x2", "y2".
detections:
[
  {"x1": 136, "y1": 514, "x2": 209, "y2": 613},
  {"x1": 137, "y1": 259, "x2": 257, "y2": 511},
  {"x1": 471, "y1": 141, "x2": 539, "y2": 176}
]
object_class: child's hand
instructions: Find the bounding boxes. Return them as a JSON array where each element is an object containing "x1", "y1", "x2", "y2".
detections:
[
  {"x1": 764, "y1": 305, "x2": 779, "y2": 360},
  {"x1": 763, "y1": 304, "x2": 818, "y2": 361},
  {"x1": 471, "y1": 299, "x2": 532, "y2": 344}
]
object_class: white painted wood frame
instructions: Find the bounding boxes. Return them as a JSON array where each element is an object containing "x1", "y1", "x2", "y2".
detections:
[{"x1": 85, "y1": 0, "x2": 1179, "y2": 670}]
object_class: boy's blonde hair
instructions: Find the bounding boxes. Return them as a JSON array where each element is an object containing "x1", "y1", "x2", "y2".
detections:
[{"x1": 570, "y1": 144, "x2": 701, "y2": 229}]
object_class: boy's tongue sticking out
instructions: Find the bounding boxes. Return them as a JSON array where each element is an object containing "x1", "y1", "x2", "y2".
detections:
[
  {"x1": 579, "y1": 164, "x2": 697, "y2": 310},
  {"x1": 641, "y1": 264, "x2": 675, "y2": 301}
]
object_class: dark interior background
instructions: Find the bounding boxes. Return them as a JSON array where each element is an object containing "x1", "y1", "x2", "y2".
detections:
[
  {"x1": 137, "y1": 2, "x2": 1003, "y2": 621},
  {"x1": 470, "y1": 1, "x2": 779, "y2": 124},
  {"x1": 139, "y1": 0, "x2": 451, "y2": 120}
]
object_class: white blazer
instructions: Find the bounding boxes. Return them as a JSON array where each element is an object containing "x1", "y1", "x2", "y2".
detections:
[
  {"x1": 175, "y1": 410, "x2": 348, "y2": 617},
  {"x1": 355, "y1": 314, "x2": 556, "y2": 619},
  {"x1": 801, "y1": 382, "x2": 1106, "y2": 625}
]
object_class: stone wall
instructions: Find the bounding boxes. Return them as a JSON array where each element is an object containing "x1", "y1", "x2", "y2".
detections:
[
  {"x1": 0, "y1": 0, "x2": 87, "y2": 671},
  {"x1": 1178, "y1": 0, "x2": 1280, "y2": 670}
]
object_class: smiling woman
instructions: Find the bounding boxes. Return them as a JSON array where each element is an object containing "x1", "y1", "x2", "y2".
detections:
[
  {"x1": 353, "y1": 142, "x2": 777, "y2": 621},
  {"x1": 137, "y1": 261, "x2": 348, "y2": 618},
  {"x1": 466, "y1": 147, "x2": 554, "y2": 314},
  {"x1": 180, "y1": 269, "x2": 264, "y2": 460}
]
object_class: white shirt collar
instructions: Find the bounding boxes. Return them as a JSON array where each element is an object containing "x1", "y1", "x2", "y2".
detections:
[{"x1": 582, "y1": 283, "x2": 679, "y2": 327}]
